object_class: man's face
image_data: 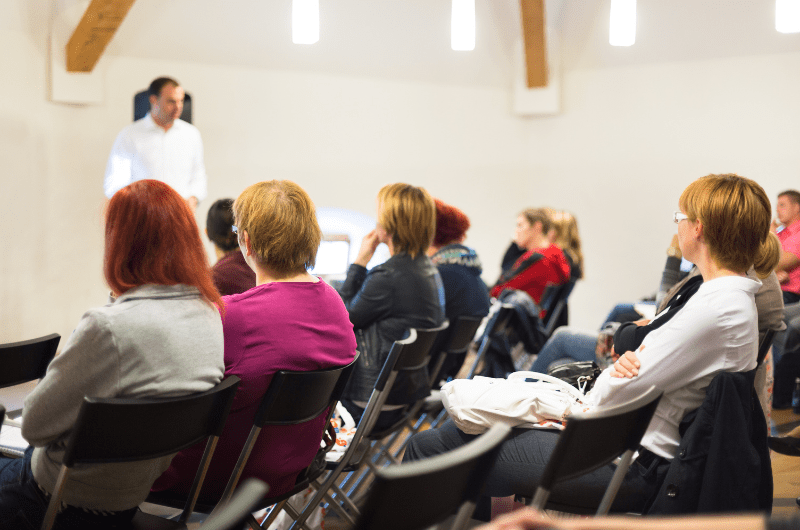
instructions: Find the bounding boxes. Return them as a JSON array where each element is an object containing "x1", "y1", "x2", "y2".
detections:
[
  {"x1": 777, "y1": 196, "x2": 800, "y2": 225},
  {"x1": 150, "y1": 84, "x2": 185, "y2": 127}
]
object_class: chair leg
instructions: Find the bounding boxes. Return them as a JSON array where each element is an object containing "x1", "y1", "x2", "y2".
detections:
[{"x1": 596, "y1": 450, "x2": 634, "y2": 515}]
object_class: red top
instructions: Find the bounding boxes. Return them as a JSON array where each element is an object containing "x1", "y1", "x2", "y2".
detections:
[
  {"x1": 151, "y1": 280, "x2": 357, "y2": 501},
  {"x1": 490, "y1": 244, "x2": 570, "y2": 307},
  {"x1": 211, "y1": 251, "x2": 256, "y2": 296}
]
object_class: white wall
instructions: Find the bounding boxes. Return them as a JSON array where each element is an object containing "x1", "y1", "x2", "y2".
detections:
[
  {"x1": 0, "y1": 11, "x2": 528, "y2": 344},
  {"x1": 3, "y1": 0, "x2": 800, "y2": 344},
  {"x1": 518, "y1": 52, "x2": 800, "y2": 328}
]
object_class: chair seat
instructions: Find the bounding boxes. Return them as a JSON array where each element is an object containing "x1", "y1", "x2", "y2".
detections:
[{"x1": 131, "y1": 510, "x2": 188, "y2": 530}]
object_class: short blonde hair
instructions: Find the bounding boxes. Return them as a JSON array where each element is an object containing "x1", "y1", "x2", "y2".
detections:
[
  {"x1": 378, "y1": 183, "x2": 435, "y2": 258},
  {"x1": 679, "y1": 174, "x2": 771, "y2": 274},
  {"x1": 233, "y1": 180, "x2": 321, "y2": 274}
]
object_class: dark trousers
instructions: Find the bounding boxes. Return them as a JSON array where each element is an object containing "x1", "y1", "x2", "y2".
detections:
[
  {"x1": 0, "y1": 447, "x2": 136, "y2": 530},
  {"x1": 404, "y1": 421, "x2": 669, "y2": 520}
]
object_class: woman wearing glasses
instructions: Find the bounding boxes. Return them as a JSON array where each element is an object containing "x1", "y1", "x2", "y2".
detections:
[{"x1": 405, "y1": 174, "x2": 777, "y2": 517}]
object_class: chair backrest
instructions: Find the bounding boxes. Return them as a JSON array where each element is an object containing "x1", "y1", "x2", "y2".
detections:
[
  {"x1": 467, "y1": 304, "x2": 515, "y2": 379},
  {"x1": 198, "y1": 479, "x2": 269, "y2": 530},
  {"x1": 0, "y1": 333, "x2": 60, "y2": 389},
  {"x1": 41, "y1": 376, "x2": 241, "y2": 530},
  {"x1": 354, "y1": 423, "x2": 511, "y2": 530},
  {"x1": 373, "y1": 323, "x2": 449, "y2": 394},
  {"x1": 253, "y1": 353, "x2": 359, "y2": 427},
  {"x1": 757, "y1": 328, "x2": 776, "y2": 366},
  {"x1": 286, "y1": 325, "x2": 450, "y2": 530},
  {"x1": 215, "y1": 354, "x2": 359, "y2": 506},
  {"x1": 541, "y1": 281, "x2": 576, "y2": 336},
  {"x1": 530, "y1": 385, "x2": 662, "y2": 515},
  {"x1": 428, "y1": 315, "x2": 484, "y2": 386}
]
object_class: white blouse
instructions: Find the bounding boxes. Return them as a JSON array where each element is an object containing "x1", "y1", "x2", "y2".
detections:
[{"x1": 586, "y1": 275, "x2": 760, "y2": 459}]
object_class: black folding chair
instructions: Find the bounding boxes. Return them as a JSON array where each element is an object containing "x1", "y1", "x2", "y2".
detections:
[
  {"x1": 0, "y1": 333, "x2": 60, "y2": 389},
  {"x1": 527, "y1": 385, "x2": 662, "y2": 515},
  {"x1": 197, "y1": 479, "x2": 269, "y2": 530},
  {"x1": 289, "y1": 327, "x2": 446, "y2": 529},
  {"x1": 40, "y1": 376, "x2": 241, "y2": 530},
  {"x1": 148, "y1": 356, "x2": 359, "y2": 530},
  {"x1": 428, "y1": 315, "x2": 485, "y2": 387},
  {"x1": 354, "y1": 423, "x2": 511, "y2": 530},
  {"x1": 466, "y1": 304, "x2": 515, "y2": 379},
  {"x1": 540, "y1": 281, "x2": 576, "y2": 337}
]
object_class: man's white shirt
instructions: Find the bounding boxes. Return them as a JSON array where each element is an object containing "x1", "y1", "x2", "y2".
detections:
[{"x1": 104, "y1": 113, "x2": 207, "y2": 200}]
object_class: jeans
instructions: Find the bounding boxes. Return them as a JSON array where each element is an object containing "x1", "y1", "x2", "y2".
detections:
[
  {"x1": 404, "y1": 421, "x2": 669, "y2": 520},
  {"x1": 530, "y1": 327, "x2": 598, "y2": 373},
  {"x1": 0, "y1": 447, "x2": 136, "y2": 530}
]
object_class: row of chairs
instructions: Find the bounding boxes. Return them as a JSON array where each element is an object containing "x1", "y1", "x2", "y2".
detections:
[{"x1": 2, "y1": 313, "x2": 661, "y2": 530}]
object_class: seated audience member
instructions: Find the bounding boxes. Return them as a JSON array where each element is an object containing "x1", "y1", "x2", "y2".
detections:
[
  {"x1": 551, "y1": 210, "x2": 584, "y2": 283},
  {"x1": 476, "y1": 507, "x2": 798, "y2": 530},
  {"x1": 490, "y1": 208, "x2": 570, "y2": 313},
  {"x1": 548, "y1": 210, "x2": 584, "y2": 327},
  {"x1": 428, "y1": 198, "x2": 491, "y2": 381},
  {"x1": 151, "y1": 180, "x2": 357, "y2": 502},
  {"x1": 339, "y1": 183, "x2": 445, "y2": 431},
  {"x1": 405, "y1": 174, "x2": 772, "y2": 517},
  {"x1": 206, "y1": 198, "x2": 256, "y2": 295},
  {"x1": 0, "y1": 180, "x2": 225, "y2": 530},
  {"x1": 773, "y1": 189, "x2": 800, "y2": 305}
]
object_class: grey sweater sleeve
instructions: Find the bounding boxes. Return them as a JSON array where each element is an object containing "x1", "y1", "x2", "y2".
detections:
[{"x1": 22, "y1": 309, "x2": 120, "y2": 447}]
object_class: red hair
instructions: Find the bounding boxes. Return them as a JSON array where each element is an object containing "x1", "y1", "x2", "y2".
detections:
[
  {"x1": 104, "y1": 180, "x2": 222, "y2": 309},
  {"x1": 433, "y1": 199, "x2": 471, "y2": 247}
]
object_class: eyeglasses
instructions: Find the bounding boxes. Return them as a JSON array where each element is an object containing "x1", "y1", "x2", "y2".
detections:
[{"x1": 673, "y1": 212, "x2": 689, "y2": 224}]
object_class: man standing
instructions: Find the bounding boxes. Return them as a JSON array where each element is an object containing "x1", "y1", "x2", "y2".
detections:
[
  {"x1": 104, "y1": 77, "x2": 207, "y2": 209},
  {"x1": 774, "y1": 190, "x2": 800, "y2": 305}
]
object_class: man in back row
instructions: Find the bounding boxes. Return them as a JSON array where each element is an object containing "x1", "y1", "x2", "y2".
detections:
[
  {"x1": 774, "y1": 189, "x2": 800, "y2": 304},
  {"x1": 104, "y1": 77, "x2": 207, "y2": 209}
]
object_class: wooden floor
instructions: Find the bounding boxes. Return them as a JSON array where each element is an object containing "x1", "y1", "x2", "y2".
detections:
[{"x1": 770, "y1": 408, "x2": 800, "y2": 518}]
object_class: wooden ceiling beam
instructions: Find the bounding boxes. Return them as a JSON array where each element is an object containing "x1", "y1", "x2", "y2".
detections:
[
  {"x1": 66, "y1": 0, "x2": 137, "y2": 72},
  {"x1": 520, "y1": 0, "x2": 548, "y2": 88}
]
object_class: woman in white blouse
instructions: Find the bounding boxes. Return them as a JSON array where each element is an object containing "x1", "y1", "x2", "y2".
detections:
[{"x1": 403, "y1": 173, "x2": 776, "y2": 517}]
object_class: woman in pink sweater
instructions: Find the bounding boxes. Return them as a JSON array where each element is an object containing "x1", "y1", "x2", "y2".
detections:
[{"x1": 151, "y1": 180, "x2": 357, "y2": 501}]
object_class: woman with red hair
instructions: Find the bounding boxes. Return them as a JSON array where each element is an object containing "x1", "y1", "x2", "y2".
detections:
[
  {"x1": 0, "y1": 180, "x2": 225, "y2": 530},
  {"x1": 427, "y1": 199, "x2": 491, "y2": 381}
]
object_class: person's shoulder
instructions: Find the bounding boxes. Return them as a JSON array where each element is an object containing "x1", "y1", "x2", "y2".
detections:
[{"x1": 174, "y1": 118, "x2": 202, "y2": 136}]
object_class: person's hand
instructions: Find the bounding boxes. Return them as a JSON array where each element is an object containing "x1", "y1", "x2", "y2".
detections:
[
  {"x1": 777, "y1": 270, "x2": 789, "y2": 284},
  {"x1": 354, "y1": 229, "x2": 381, "y2": 267},
  {"x1": 611, "y1": 347, "x2": 642, "y2": 378},
  {"x1": 609, "y1": 345, "x2": 620, "y2": 362},
  {"x1": 474, "y1": 508, "x2": 554, "y2": 530},
  {"x1": 633, "y1": 319, "x2": 651, "y2": 327}
]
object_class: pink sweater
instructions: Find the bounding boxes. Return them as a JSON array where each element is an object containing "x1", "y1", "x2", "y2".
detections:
[{"x1": 151, "y1": 280, "x2": 357, "y2": 501}]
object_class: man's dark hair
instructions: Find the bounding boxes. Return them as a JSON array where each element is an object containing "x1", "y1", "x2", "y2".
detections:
[
  {"x1": 148, "y1": 77, "x2": 180, "y2": 98},
  {"x1": 778, "y1": 190, "x2": 800, "y2": 206},
  {"x1": 206, "y1": 199, "x2": 239, "y2": 252}
]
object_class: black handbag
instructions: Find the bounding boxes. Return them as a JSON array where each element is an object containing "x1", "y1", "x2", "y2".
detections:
[{"x1": 547, "y1": 360, "x2": 602, "y2": 393}]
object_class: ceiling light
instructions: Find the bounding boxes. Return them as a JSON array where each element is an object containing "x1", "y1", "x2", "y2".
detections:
[
  {"x1": 451, "y1": 0, "x2": 476, "y2": 51},
  {"x1": 293, "y1": 0, "x2": 319, "y2": 45},
  {"x1": 609, "y1": 0, "x2": 636, "y2": 46},
  {"x1": 777, "y1": 0, "x2": 800, "y2": 33}
]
